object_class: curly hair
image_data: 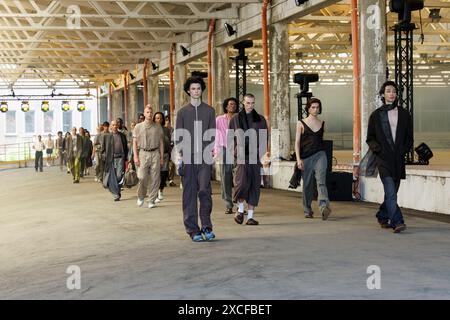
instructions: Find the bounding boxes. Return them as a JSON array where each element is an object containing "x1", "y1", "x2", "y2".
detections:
[
  {"x1": 183, "y1": 76, "x2": 206, "y2": 96},
  {"x1": 222, "y1": 97, "x2": 238, "y2": 114}
]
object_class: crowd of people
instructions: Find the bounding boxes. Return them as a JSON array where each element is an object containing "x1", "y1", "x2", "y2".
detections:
[{"x1": 31, "y1": 77, "x2": 411, "y2": 242}]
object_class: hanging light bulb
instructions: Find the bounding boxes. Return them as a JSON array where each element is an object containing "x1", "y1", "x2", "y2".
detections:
[
  {"x1": 61, "y1": 100, "x2": 70, "y2": 111},
  {"x1": 0, "y1": 101, "x2": 8, "y2": 113},
  {"x1": 21, "y1": 101, "x2": 30, "y2": 112},
  {"x1": 77, "y1": 100, "x2": 86, "y2": 112},
  {"x1": 41, "y1": 101, "x2": 50, "y2": 112}
]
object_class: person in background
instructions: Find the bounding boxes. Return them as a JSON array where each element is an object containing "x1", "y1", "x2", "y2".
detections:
[
  {"x1": 45, "y1": 133, "x2": 54, "y2": 167},
  {"x1": 62, "y1": 132, "x2": 70, "y2": 173},
  {"x1": 33, "y1": 135, "x2": 45, "y2": 172},
  {"x1": 55, "y1": 131, "x2": 64, "y2": 171},
  {"x1": 84, "y1": 130, "x2": 93, "y2": 176},
  {"x1": 165, "y1": 115, "x2": 176, "y2": 187},
  {"x1": 79, "y1": 127, "x2": 88, "y2": 178},
  {"x1": 153, "y1": 112, "x2": 171, "y2": 203},
  {"x1": 66, "y1": 127, "x2": 83, "y2": 183},
  {"x1": 93, "y1": 125, "x2": 105, "y2": 183}
]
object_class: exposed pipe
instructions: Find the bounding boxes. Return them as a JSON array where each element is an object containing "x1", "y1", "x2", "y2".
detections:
[
  {"x1": 143, "y1": 58, "x2": 148, "y2": 107},
  {"x1": 262, "y1": 0, "x2": 270, "y2": 152},
  {"x1": 108, "y1": 82, "x2": 112, "y2": 122},
  {"x1": 351, "y1": 0, "x2": 361, "y2": 198},
  {"x1": 123, "y1": 70, "x2": 129, "y2": 128},
  {"x1": 207, "y1": 19, "x2": 215, "y2": 107},
  {"x1": 169, "y1": 43, "x2": 175, "y2": 120}
]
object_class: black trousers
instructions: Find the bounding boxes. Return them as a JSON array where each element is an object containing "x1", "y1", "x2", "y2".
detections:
[{"x1": 35, "y1": 151, "x2": 43, "y2": 171}]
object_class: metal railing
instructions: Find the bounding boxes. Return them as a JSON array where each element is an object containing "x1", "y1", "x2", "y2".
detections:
[{"x1": 0, "y1": 142, "x2": 33, "y2": 169}]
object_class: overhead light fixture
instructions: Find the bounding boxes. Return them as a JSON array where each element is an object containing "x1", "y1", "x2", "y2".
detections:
[
  {"x1": 0, "y1": 101, "x2": 7, "y2": 113},
  {"x1": 429, "y1": 8, "x2": 441, "y2": 20},
  {"x1": 61, "y1": 100, "x2": 70, "y2": 111},
  {"x1": 41, "y1": 101, "x2": 50, "y2": 112},
  {"x1": 111, "y1": 81, "x2": 118, "y2": 89},
  {"x1": 151, "y1": 62, "x2": 159, "y2": 70},
  {"x1": 77, "y1": 101, "x2": 86, "y2": 112},
  {"x1": 295, "y1": 0, "x2": 309, "y2": 6},
  {"x1": 129, "y1": 73, "x2": 136, "y2": 80},
  {"x1": 180, "y1": 45, "x2": 190, "y2": 56},
  {"x1": 224, "y1": 23, "x2": 237, "y2": 37},
  {"x1": 21, "y1": 101, "x2": 30, "y2": 112},
  {"x1": 389, "y1": 0, "x2": 424, "y2": 25}
]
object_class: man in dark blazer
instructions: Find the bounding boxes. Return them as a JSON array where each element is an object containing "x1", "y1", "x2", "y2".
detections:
[
  {"x1": 366, "y1": 80, "x2": 413, "y2": 233},
  {"x1": 100, "y1": 120, "x2": 128, "y2": 201}
]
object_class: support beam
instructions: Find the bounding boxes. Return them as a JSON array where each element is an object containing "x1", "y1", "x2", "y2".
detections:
[{"x1": 213, "y1": 46, "x2": 230, "y2": 116}]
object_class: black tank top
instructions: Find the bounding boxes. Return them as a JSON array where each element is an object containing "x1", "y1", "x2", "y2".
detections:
[{"x1": 300, "y1": 120, "x2": 325, "y2": 159}]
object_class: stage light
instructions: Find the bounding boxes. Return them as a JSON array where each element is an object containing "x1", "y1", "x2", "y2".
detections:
[
  {"x1": 62, "y1": 100, "x2": 70, "y2": 111},
  {"x1": 21, "y1": 101, "x2": 30, "y2": 112},
  {"x1": 390, "y1": 0, "x2": 424, "y2": 25},
  {"x1": 429, "y1": 8, "x2": 441, "y2": 20},
  {"x1": 41, "y1": 101, "x2": 50, "y2": 112},
  {"x1": 191, "y1": 71, "x2": 208, "y2": 78},
  {"x1": 180, "y1": 45, "x2": 190, "y2": 56},
  {"x1": 0, "y1": 101, "x2": 7, "y2": 113},
  {"x1": 129, "y1": 73, "x2": 136, "y2": 80},
  {"x1": 224, "y1": 23, "x2": 237, "y2": 37},
  {"x1": 151, "y1": 62, "x2": 158, "y2": 70},
  {"x1": 415, "y1": 142, "x2": 433, "y2": 164},
  {"x1": 77, "y1": 101, "x2": 86, "y2": 112},
  {"x1": 293, "y1": 73, "x2": 319, "y2": 93}
]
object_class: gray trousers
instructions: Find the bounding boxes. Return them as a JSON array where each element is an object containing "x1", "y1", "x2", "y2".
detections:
[
  {"x1": 95, "y1": 153, "x2": 104, "y2": 181},
  {"x1": 107, "y1": 157, "x2": 125, "y2": 199},
  {"x1": 182, "y1": 163, "x2": 213, "y2": 236},
  {"x1": 219, "y1": 147, "x2": 233, "y2": 209},
  {"x1": 302, "y1": 151, "x2": 329, "y2": 215}
]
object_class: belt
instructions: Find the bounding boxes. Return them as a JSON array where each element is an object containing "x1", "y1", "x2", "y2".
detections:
[{"x1": 140, "y1": 147, "x2": 158, "y2": 152}]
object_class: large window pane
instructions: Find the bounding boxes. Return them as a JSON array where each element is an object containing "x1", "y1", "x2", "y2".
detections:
[
  {"x1": 6, "y1": 111, "x2": 16, "y2": 134},
  {"x1": 25, "y1": 111, "x2": 35, "y2": 133},
  {"x1": 44, "y1": 111, "x2": 54, "y2": 133},
  {"x1": 63, "y1": 111, "x2": 72, "y2": 133},
  {"x1": 81, "y1": 110, "x2": 91, "y2": 132}
]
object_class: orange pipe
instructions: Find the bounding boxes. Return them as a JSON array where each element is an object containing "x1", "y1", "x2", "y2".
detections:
[
  {"x1": 108, "y1": 82, "x2": 112, "y2": 122},
  {"x1": 207, "y1": 19, "x2": 215, "y2": 106},
  {"x1": 123, "y1": 70, "x2": 129, "y2": 128},
  {"x1": 262, "y1": 0, "x2": 270, "y2": 152},
  {"x1": 169, "y1": 43, "x2": 175, "y2": 119},
  {"x1": 143, "y1": 59, "x2": 148, "y2": 107},
  {"x1": 351, "y1": 0, "x2": 361, "y2": 166}
]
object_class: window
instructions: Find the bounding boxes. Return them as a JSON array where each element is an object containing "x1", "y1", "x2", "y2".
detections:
[
  {"x1": 63, "y1": 111, "x2": 72, "y2": 133},
  {"x1": 5, "y1": 111, "x2": 16, "y2": 134},
  {"x1": 81, "y1": 110, "x2": 91, "y2": 132},
  {"x1": 44, "y1": 111, "x2": 54, "y2": 133},
  {"x1": 25, "y1": 111, "x2": 35, "y2": 133}
]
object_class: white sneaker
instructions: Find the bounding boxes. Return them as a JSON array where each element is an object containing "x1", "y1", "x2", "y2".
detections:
[
  {"x1": 137, "y1": 198, "x2": 144, "y2": 207},
  {"x1": 155, "y1": 198, "x2": 161, "y2": 203},
  {"x1": 148, "y1": 201, "x2": 156, "y2": 208},
  {"x1": 158, "y1": 190, "x2": 164, "y2": 200}
]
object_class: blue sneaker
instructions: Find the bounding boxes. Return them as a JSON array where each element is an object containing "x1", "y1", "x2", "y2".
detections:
[
  {"x1": 202, "y1": 227, "x2": 215, "y2": 241},
  {"x1": 191, "y1": 232, "x2": 204, "y2": 242}
]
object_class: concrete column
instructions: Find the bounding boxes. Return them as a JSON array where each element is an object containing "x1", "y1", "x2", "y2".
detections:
[
  {"x1": 174, "y1": 63, "x2": 189, "y2": 112},
  {"x1": 112, "y1": 90, "x2": 123, "y2": 122},
  {"x1": 128, "y1": 84, "x2": 138, "y2": 124},
  {"x1": 213, "y1": 46, "x2": 231, "y2": 115},
  {"x1": 148, "y1": 76, "x2": 159, "y2": 111},
  {"x1": 269, "y1": 21, "x2": 291, "y2": 160},
  {"x1": 360, "y1": 0, "x2": 387, "y2": 156}
]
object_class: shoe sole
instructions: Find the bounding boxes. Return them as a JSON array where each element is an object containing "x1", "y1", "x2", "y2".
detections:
[
  {"x1": 393, "y1": 225, "x2": 406, "y2": 233},
  {"x1": 321, "y1": 208, "x2": 331, "y2": 220}
]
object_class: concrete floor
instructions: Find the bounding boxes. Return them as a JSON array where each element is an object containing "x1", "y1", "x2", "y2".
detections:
[{"x1": 1, "y1": 167, "x2": 450, "y2": 300}]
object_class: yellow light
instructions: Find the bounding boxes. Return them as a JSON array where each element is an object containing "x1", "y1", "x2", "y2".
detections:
[
  {"x1": 21, "y1": 101, "x2": 30, "y2": 112},
  {"x1": 0, "y1": 101, "x2": 7, "y2": 113},
  {"x1": 61, "y1": 100, "x2": 70, "y2": 111},
  {"x1": 77, "y1": 100, "x2": 86, "y2": 112},
  {"x1": 41, "y1": 101, "x2": 50, "y2": 112}
]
